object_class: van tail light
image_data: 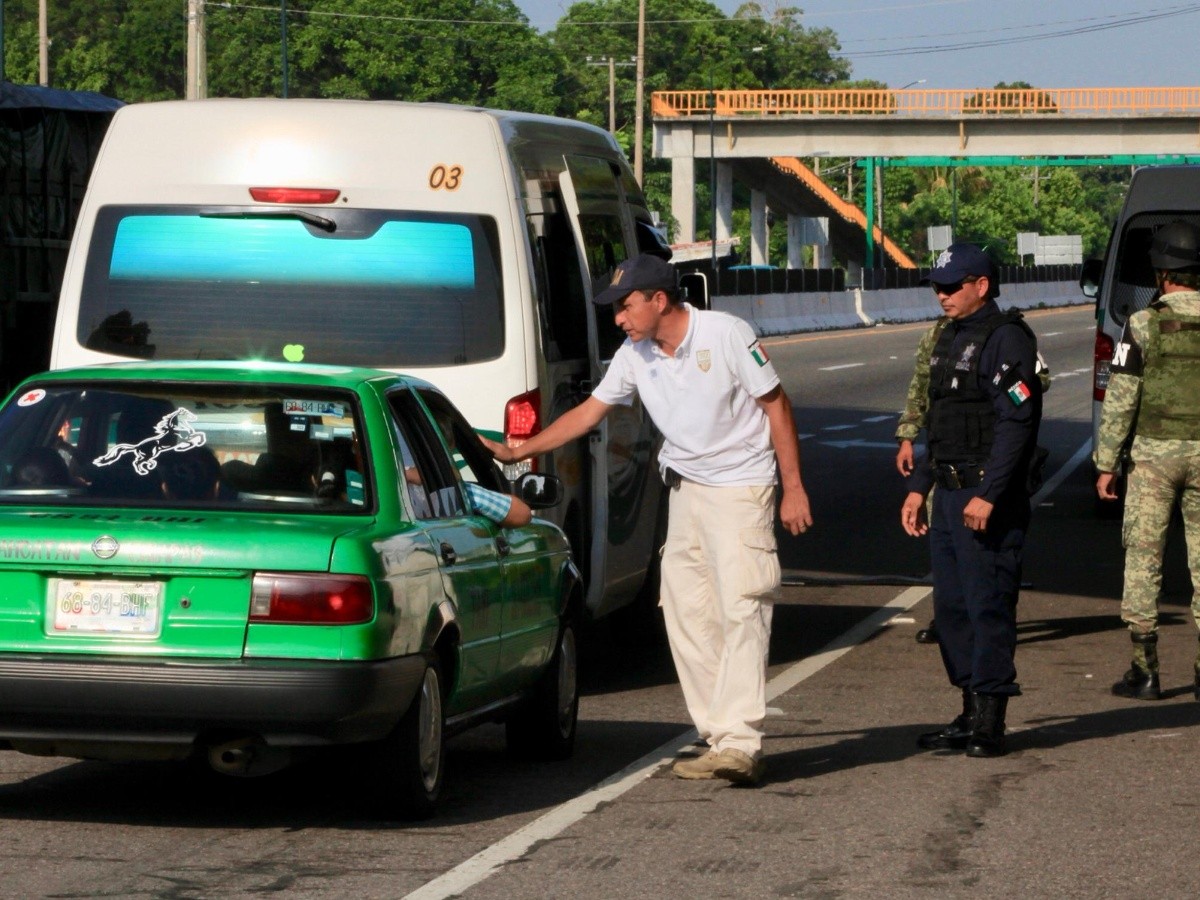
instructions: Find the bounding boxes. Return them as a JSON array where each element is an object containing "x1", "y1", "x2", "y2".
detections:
[
  {"x1": 503, "y1": 388, "x2": 541, "y2": 478},
  {"x1": 250, "y1": 573, "x2": 373, "y2": 624},
  {"x1": 1094, "y1": 331, "x2": 1114, "y2": 402},
  {"x1": 249, "y1": 187, "x2": 341, "y2": 204}
]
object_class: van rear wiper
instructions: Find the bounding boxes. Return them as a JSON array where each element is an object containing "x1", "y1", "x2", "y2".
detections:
[{"x1": 200, "y1": 209, "x2": 336, "y2": 233}]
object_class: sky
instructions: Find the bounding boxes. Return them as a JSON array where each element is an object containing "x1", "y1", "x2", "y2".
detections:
[{"x1": 510, "y1": 0, "x2": 1200, "y2": 89}]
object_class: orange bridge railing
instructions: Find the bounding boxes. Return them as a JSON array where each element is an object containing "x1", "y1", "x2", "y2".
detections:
[{"x1": 651, "y1": 87, "x2": 1200, "y2": 118}]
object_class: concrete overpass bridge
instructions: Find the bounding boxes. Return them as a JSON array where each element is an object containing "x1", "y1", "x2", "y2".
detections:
[{"x1": 652, "y1": 86, "x2": 1200, "y2": 269}]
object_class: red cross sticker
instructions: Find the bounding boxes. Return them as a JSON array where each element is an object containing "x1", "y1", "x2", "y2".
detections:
[{"x1": 16, "y1": 389, "x2": 45, "y2": 407}]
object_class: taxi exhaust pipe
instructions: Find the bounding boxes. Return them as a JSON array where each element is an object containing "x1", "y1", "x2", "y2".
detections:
[{"x1": 206, "y1": 736, "x2": 289, "y2": 777}]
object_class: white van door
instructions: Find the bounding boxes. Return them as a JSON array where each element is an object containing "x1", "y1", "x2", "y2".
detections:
[{"x1": 558, "y1": 156, "x2": 662, "y2": 617}]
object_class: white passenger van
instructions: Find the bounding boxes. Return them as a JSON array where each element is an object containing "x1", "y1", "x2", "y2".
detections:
[
  {"x1": 1082, "y1": 165, "x2": 1200, "y2": 457},
  {"x1": 50, "y1": 98, "x2": 670, "y2": 620}
]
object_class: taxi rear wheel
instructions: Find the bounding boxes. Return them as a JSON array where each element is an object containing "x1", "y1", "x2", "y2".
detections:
[
  {"x1": 505, "y1": 618, "x2": 579, "y2": 760},
  {"x1": 370, "y1": 658, "x2": 445, "y2": 820}
]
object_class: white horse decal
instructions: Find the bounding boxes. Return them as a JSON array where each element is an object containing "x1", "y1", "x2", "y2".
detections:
[{"x1": 92, "y1": 408, "x2": 207, "y2": 476}]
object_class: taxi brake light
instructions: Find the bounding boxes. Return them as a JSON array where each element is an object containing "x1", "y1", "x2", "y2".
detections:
[
  {"x1": 250, "y1": 573, "x2": 373, "y2": 624},
  {"x1": 249, "y1": 187, "x2": 341, "y2": 205}
]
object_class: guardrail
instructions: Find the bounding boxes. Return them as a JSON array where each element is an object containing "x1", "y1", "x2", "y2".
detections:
[{"x1": 652, "y1": 87, "x2": 1200, "y2": 118}]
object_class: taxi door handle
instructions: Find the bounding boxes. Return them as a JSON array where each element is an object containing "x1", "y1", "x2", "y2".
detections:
[
  {"x1": 439, "y1": 541, "x2": 457, "y2": 565},
  {"x1": 495, "y1": 536, "x2": 511, "y2": 557}
]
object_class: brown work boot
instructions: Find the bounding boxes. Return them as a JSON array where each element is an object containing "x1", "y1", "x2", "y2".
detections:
[
  {"x1": 711, "y1": 748, "x2": 766, "y2": 786},
  {"x1": 672, "y1": 750, "x2": 722, "y2": 780}
]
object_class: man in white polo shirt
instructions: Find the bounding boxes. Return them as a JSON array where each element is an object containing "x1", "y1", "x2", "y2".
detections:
[{"x1": 483, "y1": 254, "x2": 812, "y2": 785}]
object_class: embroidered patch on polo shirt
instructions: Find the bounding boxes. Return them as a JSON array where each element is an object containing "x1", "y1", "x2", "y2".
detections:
[{"x1": 749, "y1": 340, "x2": 770, "y2": 366}]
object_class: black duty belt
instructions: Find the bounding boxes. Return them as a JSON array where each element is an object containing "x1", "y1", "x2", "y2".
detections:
[{"x1": 932, "y1": 461, "x2": 985, "y2": 490}]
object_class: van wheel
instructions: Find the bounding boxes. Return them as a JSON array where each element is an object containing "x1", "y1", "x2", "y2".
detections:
[
  {"x1": 506, "y1": 618, "x2": 579, "y2": 760},
  {"x1": 368, "y1": 659, "x2": 445, "y2": 820}
]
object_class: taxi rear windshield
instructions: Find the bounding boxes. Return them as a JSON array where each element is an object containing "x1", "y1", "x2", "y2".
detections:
[
  {"x1": 0, "y1": 383, "x2": 371, "y2": 513},
  {"x1": 79, "y1": 206, "x2": 504, "y2": 367}
]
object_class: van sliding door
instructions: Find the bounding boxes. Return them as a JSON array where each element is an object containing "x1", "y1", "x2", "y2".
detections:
[{"x1": 558, "y1": 155, "x2": 662, "y2": 616}]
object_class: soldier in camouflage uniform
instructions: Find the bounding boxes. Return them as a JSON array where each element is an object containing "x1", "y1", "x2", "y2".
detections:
[
  {"x1": 897, "y1": 318, "x2": 950, "y2": 644},
  {"x1": 1096, "y1": 221, "x2": 1200, "y2": 701}
]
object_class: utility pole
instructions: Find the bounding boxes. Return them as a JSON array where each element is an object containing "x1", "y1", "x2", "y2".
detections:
[
  {"x1": 186, "y1": 0, "x2": 207, "y2": 99},
  {"x1": 38, "y1": 0, "x2": 48, "y2": 85},
  {"x1": 633, "y1": 0, "x2": 645, "y2": 184},
  {"x1": 585, "y1": 55, "x2": 635, "y2": 134}
]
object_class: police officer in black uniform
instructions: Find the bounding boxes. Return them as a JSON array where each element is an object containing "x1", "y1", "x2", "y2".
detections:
[{"x1": 901, "y1": 243, "x2": 1043, "y2": 758}]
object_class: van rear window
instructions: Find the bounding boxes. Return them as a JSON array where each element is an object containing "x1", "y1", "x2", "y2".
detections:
[{"x1": 79, "y1": 207, "x2": 504, "y2": 368}]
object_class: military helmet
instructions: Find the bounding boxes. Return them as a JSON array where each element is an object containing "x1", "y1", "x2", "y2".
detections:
[{"x1": 1149, "y1": 221, "x2": 1200, "y2": 271}]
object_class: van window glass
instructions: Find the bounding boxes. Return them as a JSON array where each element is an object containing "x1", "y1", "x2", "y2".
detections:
[
  {"x1": 79, "y1": 207, "x2": 504, "y2": 368},
  {"x1": 1110, "y1": 213, "x2": 1200, "y2": 326},
  {"x1": 578, "y1": 213, "x2": 630, "y2": 360},
  {"x1": 0, "y1": 382, "x2": 371, "y2": 512},
  {"x1": 528, "y1": 199, "x2": 589, "y2": 361}
]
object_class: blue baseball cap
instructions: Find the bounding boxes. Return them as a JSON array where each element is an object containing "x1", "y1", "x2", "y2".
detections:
[
  {"x1": 593, "y1": 254, "x2": 677, "y2": 306},
  {"x1": 922, "y1": 242, "x2": 999, "y2": 294}
]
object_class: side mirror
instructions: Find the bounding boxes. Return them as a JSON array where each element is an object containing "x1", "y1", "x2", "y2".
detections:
[
  {"x1": 1079, "y1": 258, "x2": 1103, "y2": 299},
  {"x1": 515, "y1": 472, "x2": 563, "y2": 509}
]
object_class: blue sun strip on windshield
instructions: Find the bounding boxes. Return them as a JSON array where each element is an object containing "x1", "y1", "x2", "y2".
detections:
[{"x1": 109, "y1": 216, "x2": 476, "y2": 288}]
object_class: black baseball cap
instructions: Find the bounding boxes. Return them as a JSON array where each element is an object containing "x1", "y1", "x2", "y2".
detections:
[
  {"x1": 592, "y1": 254, "x2": 677, "y2": 306},
  {"x1": 921, "y1": 242, "x2": 999, "y2": 294}
]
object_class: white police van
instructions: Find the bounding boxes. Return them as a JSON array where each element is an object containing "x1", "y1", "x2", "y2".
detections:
[
  {"x1": 1082, "y1": 165, "x2": 1200, "y2": 457},
  {"x1": 49, "y1": 98, "x2": 670, "y2": 621}
]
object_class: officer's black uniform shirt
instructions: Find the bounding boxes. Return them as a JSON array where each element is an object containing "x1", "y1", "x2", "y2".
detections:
[{"x1": 909, "y1": 299, "x2": 1041, "y2": 504}]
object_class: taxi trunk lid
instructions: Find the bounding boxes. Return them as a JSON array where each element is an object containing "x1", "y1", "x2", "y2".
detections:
[{"x1": 0, "y1": 509, "x2": 356, "y2": 658}]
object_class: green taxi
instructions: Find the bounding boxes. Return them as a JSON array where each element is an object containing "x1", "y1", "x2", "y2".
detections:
[{"x1": 0, "y1": 361, "x2": 580, "y2": 818}]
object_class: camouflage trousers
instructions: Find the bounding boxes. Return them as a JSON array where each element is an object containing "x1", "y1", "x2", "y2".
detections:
[{"x1": 1121, "y1": 453, "x2": 1200, "y2": 633}]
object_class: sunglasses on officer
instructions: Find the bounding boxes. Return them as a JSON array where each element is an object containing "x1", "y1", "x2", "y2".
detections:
[{"x1": 931, "y1": 276, "x2": 980, "y2": 295}]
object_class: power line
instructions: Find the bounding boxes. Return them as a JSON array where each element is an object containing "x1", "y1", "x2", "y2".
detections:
[{"x1": 832, "y1": 3, "x2": 1200, "y2": 59}]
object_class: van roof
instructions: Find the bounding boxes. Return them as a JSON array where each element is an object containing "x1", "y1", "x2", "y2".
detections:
[{"x1": 1123, "y1": 166, "x2": 1200, "y2": 216}]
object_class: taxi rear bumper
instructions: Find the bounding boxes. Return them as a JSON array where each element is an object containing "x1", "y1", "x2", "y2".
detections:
[{"x1": 0, "y1": 653, "x2": 427, "y2": 753}]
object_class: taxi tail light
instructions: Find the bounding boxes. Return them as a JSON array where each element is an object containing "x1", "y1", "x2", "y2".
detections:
[
  {"x1": 249, "y1": 187, "x2": 341, "y2": 204},
  {"x1": 1094, "y1": 330, "x2": 1114, "y2": 402},
  {"x1": 504, "y1": 389, "x2": 541, "y2": 477},
  {"x1": 250, "y1": 573, "x2": 373, "y2": 624}
]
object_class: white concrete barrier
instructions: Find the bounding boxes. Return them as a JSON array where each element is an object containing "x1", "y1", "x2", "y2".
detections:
[
  {"x1": 711, "y1": 291, "x2": 867, "y2": 335},
  {"x1": 712, "y1": 280, "x2": 1087, "y2": 336}
]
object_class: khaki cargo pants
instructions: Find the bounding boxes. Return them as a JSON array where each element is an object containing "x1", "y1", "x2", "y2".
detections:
[{"x1": 659, "y1": 481, "x2": 780, "y2": 758}]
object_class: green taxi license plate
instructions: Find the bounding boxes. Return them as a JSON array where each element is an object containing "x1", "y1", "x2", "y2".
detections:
[{"x1": 47, "y1": 579, "x2": 164, "y2": 637}]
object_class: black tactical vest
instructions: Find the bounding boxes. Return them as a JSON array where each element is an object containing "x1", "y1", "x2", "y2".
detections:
[{"x1": 927, "y1": 309, "x2": 1035, "y2": 463}]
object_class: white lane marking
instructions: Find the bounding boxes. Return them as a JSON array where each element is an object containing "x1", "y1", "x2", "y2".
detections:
[
  {"x1": 404, "y1": 445, "x2": 1089, "y2": 900},
  {"x1": 822, "y1": 424, "x2": 857, "y2": 432},
  {"x1": 862, "y1": 415, "x2": 894, "y2": 423},
  {"x1": 819, "y1": 363, "x2": 865, "y2": 371},
  {"x1": 1043, "y1": 331, "x2": 1063, "y2": 337},
  {"x1": 402, "y1": 585, "x2": 932, "y2": 900}
]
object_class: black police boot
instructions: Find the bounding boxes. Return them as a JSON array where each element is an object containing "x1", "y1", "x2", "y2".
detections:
[
  {"x1": 966, "y1": 693, "x2": 1008, "y2": 758},
  {"x1": 915, "y1": 620, "x2": 938, "y2": 644},
  {"x1": 917, "y1": 687, "x2": 972, "y2": 750},
  {"x1": 1112, "y1": 632, "x2": 1161, "y2": 701}
]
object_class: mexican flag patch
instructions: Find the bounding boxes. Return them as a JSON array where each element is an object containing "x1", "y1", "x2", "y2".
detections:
[
  {"x1": 749, "y1": 340, "x2": 770, "y2": 367},
  {"x1": 1007, "y1": 381, "x2": 1031, "y2": 405}
]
